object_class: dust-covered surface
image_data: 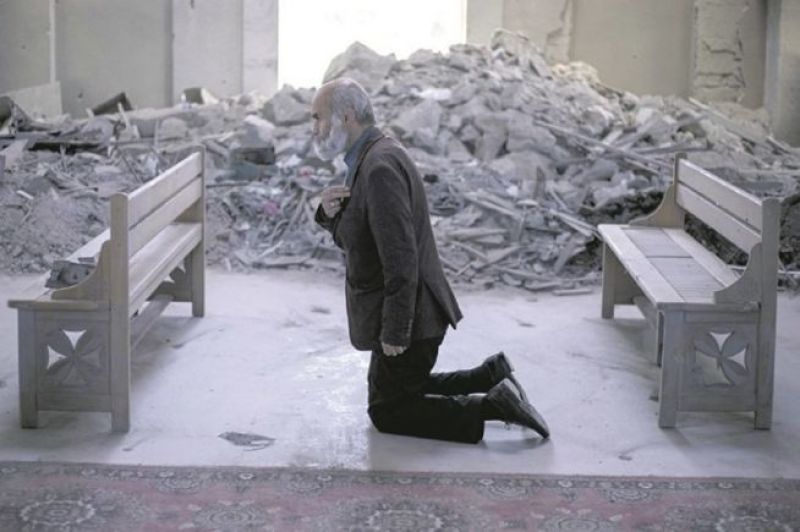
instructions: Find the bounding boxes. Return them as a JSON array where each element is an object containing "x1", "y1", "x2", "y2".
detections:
[{"x1": 2, "y1": 31, "x2": 799, "y2": 290}]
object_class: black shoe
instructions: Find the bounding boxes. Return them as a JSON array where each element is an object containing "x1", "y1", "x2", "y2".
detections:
[
  {"x1": 486, "y1": 378, "x2": 550, "y2": 438},
  {"x1": 483, "y1": 352, "x2": 530, "y2": 403}
]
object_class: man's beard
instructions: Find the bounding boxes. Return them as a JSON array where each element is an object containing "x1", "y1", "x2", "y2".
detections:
[{"x1": 314, "y1": 115, "x2": 348, "y2": 161}]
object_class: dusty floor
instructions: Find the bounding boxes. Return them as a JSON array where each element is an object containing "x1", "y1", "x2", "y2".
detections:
[{"x1": 0, "y1": 270, "x2": 798, "y2": 479}]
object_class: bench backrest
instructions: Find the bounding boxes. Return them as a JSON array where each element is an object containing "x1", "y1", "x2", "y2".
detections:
[
  {"x1": 108, "y1": 151, "x2": 204, "y2": 307},
  {"x1": 114, "y1": 151, "x2": 204, "y2": 256},
  {"x1": 675, "y1": 159, "x2": 766, "y2": 252},
  {"x1": 47, "y1": 151, "x2": 205, "y2": 306}
]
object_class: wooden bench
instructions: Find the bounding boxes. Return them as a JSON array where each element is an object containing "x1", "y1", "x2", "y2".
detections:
[
  {"x1": 7, "y1": 151, "x2": 206, "y2": 432},
  {"x1": 599, "y1": 156, "x2": 780, "y2": 429}
]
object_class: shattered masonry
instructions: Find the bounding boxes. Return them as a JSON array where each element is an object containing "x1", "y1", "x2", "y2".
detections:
[{"x1": 1, "y1": 31, "x2": 799, "y2": 292}]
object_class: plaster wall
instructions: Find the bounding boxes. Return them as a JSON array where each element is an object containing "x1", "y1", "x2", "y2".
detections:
[
  {"x1": 55, "y1": 0, "x2": 172, "y2": 117},
  {"x1": 172, "y1": 0, "x2": 244, "y2": 102},
  {"x1": 0, "y1": 0, "x2": 51, "y2": 94},
  {"x1": 502, "y1": 0, "x2": 572, "y2": 64},
  {"x1": 571, "y1": 0, "x2": 694, "y2": 97},
  {"x1": 692, "y1": 0, "x2": 766, "y2": 108},
  {"x1": 765, "y1": 0, "x2": 800, "y2": 145},
  {"x1": 466, "y1": 0, "x2": 504, "y2": 47},
  {"x1": 243, "y1": 0, "x2": 279, "y2": 97}
]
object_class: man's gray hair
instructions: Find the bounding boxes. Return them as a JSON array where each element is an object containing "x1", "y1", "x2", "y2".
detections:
[{"x1": 329, "y1": 78, "x2": 376, "y2": 126}]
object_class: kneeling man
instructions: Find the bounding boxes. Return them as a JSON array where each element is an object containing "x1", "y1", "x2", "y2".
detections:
[{"x1": 311, "y1": 78, "x2": 549, "y2": 444}]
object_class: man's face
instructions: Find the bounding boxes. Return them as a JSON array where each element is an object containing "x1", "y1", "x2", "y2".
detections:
[{"x1": 311, "y1": 93, "x2": 347, "y2": 161}]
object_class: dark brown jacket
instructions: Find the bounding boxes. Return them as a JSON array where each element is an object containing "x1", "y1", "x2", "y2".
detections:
[{"x1": 315, "y1": 131, "x2": 462, "y2": 351}]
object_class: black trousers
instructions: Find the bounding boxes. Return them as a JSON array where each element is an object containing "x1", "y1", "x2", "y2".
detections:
[{"x1": 367, "y1": 336, "x2": 496, "y2": 444}]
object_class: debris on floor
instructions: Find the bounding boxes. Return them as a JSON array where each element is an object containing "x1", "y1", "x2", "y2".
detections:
[
  {"x1": 1, "y1": 31, "x2": 799, "y2": 292},
  {"x1": 218, "y1": 432, "x2": 276, "y2": 451}
]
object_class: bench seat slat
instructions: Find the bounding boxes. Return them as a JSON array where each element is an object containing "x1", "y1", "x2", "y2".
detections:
[
  {"x1": 623, "y1": 227, "x2": 690, "y2": 258},
  {"x1": 649, "y1": 257, "x2": 724, "y2": 303},
  {"x1": 661, "y1": 229, "x2": 740, "y2": 287},
  {"x1": 128, "y1": 222, "x2": 202, "y2": 315},
  {"x1": 598, "y1": 224, "x2": 684, "y2": 305},
  {"x1": 599, "y1": 224, "x2": 748, "y2": 309}
]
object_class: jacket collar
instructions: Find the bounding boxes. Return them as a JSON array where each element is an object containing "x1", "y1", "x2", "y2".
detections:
[{"x1": 344, "y1": 126, "x2": 384, "y2": 188}]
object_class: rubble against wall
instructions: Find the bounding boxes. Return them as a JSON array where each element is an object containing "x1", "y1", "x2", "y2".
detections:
[{"x1": 1, "y1": 31, "x2": 799, "y2": 291}]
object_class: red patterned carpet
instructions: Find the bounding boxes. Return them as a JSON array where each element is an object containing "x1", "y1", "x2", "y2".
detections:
[{"x1": 0, "y1": 461, "x2": 798, "y2": 531}]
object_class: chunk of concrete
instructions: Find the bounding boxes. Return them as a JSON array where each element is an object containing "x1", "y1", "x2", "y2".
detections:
[
  {"x1": 182, "y1": 87, "x2": 220, "y2": 105},
  {"x1": 243, "y1": 114, "x2": 276, "y2": 144},
  {"x1": 489, "y1": 151, "x2": 552, "y2": 183},
  {"x1": 580, "y1": 105, "x2": 616, "y2": 137},
  {"x1": 506, "y1": 113, "x2": 557, "y2": 155},
  {"x1": 449, "y1": 82, "x2": 478, "y2": 106},
  {"x1": 411, "y1": 129, "x2": 443, "y2": 155},
  {"x1": 390, "y1": 99, "x2": 442, "y2": 138},
  {"x1": 490, "y1": 29, "x2": 551, "y2": 77},
  {"x1": 157, "y1": 117, "x2": 190, "y2": 140},
  {"x1": 323, "y1": 41, "x2": 396, "y2": 94},
  {"x1": 0, "y1": 140, "x2": 28, "y2": 170},
  {"x1": 91, "y1": 92, "x2": 133, "y2": 116},
  {"x1": 261, "y1": 85, "x2": 310, "y2": 126},
  {"x1": 2, "y1": 82, "x2": 63, "y2": 120},
  {"x1": 474, "y1": 112, "x2": 509, "y2": 161},
  {"x1": 447, "y1": 137, "x2": 473, "y2": 163}
]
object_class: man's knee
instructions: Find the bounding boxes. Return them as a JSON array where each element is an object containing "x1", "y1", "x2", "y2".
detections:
[{"x1": 368, "y1": 406, "x2": 392, "y2": 433}]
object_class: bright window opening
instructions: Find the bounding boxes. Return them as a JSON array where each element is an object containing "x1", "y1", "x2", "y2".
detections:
[{"x1": 278, "y1": 0, "x2": 467, "y2": 89}]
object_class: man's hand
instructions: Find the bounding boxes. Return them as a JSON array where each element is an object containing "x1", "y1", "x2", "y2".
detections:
[
  {"x1": 382, "y1": 343, "x2": 407, "y2": 357},
  {"x1": 320, "y1": 186, "x2": 350, "y2": 218}
]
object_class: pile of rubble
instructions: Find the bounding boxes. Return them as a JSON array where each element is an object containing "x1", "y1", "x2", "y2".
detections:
[{"x1": 2, "y1": 30, "x2": 800, "y2": 292}]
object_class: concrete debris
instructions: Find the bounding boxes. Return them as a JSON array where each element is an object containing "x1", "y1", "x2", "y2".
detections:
[
  {"x1": 182, "y1": 87, "x2": 220, "y2": 106},
  {"x1": 90, "y1": 92, "x2": 133, "y2": 116},
  {"x1": 491, "y1": 29, "x2": 552, "y2": 78},
  {"x1": 390, "y1": 99, "x2": 442, "y2": 139},
  {"x1": 2, "y1": 82, "x2": 64, "y2": 120},
  {"x1": 45, "y1": 259, "x2": 96, "y2": 289},
  {"x1": 218, "y1": 431, "x2": 275, "y2": 450},
  {"x1": 1, "y1": 31, "x2": 799, "y2": 293},
  {"x1": 261, "y1": 85, "x2": 309, "y2": 126},
  {"x1": 323, "y1": 41, "x2": 396, "y2": 94}
]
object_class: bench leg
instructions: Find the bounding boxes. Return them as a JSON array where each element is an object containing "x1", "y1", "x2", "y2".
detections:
[
  {"x1": 655, "y1": 311, "x2": 664, "y2": 367},
  {"x1": 658, "y1": 311, "x2": 683, "y2": 428},
  {"x1": 755, "y1": 402, "x2": 772, "y2": 430},
  {"x1": 601, "y1": 244, "x2": 619, "y2": 319},
  {"x1": 188, "y1": 245, "x2": 205, "y2": 318},
  {"x1": 755, "y1": 344, "x2": 775, "y2": 430},
  {"x1": 18, "y1": 310, "x2": 38, "y2": 429},
  {"x1": 110, "y1": 315, "x2": 131, "y2": 433}
]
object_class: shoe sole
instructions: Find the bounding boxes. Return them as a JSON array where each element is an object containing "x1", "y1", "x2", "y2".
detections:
[
  {"x1": 496, "y1": 353, "x2": 530, "y2": 404},
  {"x1": 521, "y1": 400, "x2": 549, "y2": 439},
  {"x1": 493, "y1": 380, "x2": 550, "y2": 439}
]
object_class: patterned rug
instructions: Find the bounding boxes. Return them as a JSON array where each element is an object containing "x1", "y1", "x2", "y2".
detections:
[{"x1": 0, "y1": 462, "x2": 799, "y2": 531}]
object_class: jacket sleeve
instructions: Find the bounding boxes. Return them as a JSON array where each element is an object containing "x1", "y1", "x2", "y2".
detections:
[
  {"x1": 365, "y1": 161, "x2": 418, "y2": 347},
  {"x1": 314, "y1": 204, "x2": 344, "y2": 249}
]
